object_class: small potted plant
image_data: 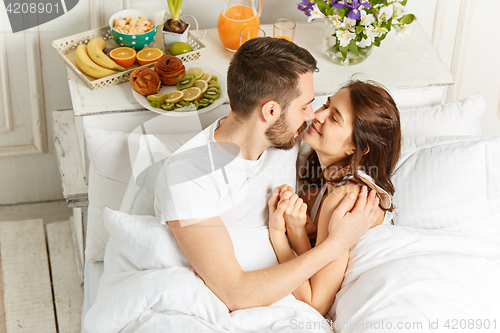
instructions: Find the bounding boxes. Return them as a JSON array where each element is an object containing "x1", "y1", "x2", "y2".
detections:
[{"x1": 163, "y1": 0, "x2": 190, "y2": 47}]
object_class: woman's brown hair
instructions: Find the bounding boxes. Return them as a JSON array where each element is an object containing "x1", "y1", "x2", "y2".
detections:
[{"x1": 300, "y1": 79, "x2": 402, "y2": 211}]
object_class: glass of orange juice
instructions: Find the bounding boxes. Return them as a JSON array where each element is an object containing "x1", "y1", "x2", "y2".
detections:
[
  {"x1": 273, "y1": 18, "x2": 296, "y2": 42},
  {"x1": 240, "y1": 27, "x2": 265, "y2": 47},
  {"x1": 218, "y1": 0, "x2": 261, "y2": 52}
]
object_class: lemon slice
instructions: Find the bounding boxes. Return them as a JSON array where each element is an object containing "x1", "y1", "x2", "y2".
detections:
[
  {"x1": 182, "y1": 87, "x2": 202, "y2": 102},
  {"x1": 200, "y1": 72, "x2": 212, "y2": 82},
  {"x1": 165, "y1": 90, "x2": 184, "y2": 103},
  {"x1": 193, "y1": 80, "x2": 208, "y2": 93},
  {"x1": 186, "y1": 67, "x2": 204, "y2": 80}
]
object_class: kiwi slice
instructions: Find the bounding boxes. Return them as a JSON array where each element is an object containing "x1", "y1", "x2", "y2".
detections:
[
  {"x1": 211, "y1": 75, "x2": 218, "y2": 82},
  {"x1": 174, "y1": 101, "x2": 198, "y2": 112},
  {"x1": 203, "y1": 90, "x2": 220, "y2": 100},
  {"x1": 161, "y1": 103, "x2": 175, "y2": 111},
  {"x1": 147, "y1": 93, "x2": 169, "y2": 103},
  {"x1": 198, "y1": 97, "x2": 214, "y2": 106},
  {"x1": 150, "y1": 100, "x2": 162, "y2": 108},
  {"x1": 208, "y1": 81, "x2": 220, "y2": 89},
  {"x1": 176, "y1": 74, "x2": 196, "y2": 90},
  {"x1": 206, "y1": 87, "x2": 220, "y2": 94}
]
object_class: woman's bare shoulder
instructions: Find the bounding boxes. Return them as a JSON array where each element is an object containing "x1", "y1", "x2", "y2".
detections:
[{"x1": 322, "y1": 184, "x2": 361, "y2": 212}]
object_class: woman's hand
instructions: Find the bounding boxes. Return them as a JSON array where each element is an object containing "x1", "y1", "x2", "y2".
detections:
[
  {"x1": 268, "y1": 185, "x2": 291, "y2": 234},
  {"x1": 278, "y1": 190, "x2": 308, "y2": 232}
]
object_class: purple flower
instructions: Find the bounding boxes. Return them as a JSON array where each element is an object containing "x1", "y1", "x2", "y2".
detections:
[
  {"x1": 331, "y1": 0, "x2": 347, "y2": 9},
  {"x1": 297, "y1": 0, "x2": 315, "y2": 17},
  {"x1": 345, "y1": 0, "x2": 373, "y2": 20}
]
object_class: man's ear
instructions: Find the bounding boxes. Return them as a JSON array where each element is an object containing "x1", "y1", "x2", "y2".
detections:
[{"x1": 261, "y1": 100, "x2": 282, "y2": 123}]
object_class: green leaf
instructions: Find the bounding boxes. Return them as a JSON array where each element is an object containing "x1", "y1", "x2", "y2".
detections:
[
  {"x1": 327, "y1": 7, "x2": 336, "y2": 16},
  {"x1": 314, "y1": 0, "x2": 329, "y2": 16},
  {"x1": 356, "y1": 26, "x2": 364, "y2": 35},
  {"x1": 338, "y1": 7, "x2": 347, "y2": 18},
  {"x1": 339, "y1": 45, "x2": 348, "y2": 60},
  {"x1": 400, "y1": 0, "x2": 408, "y2": 6},
  {"x1": 348, "y1": 39, "x2": 359, "y2": 57},
  {"x1": 400, "y1": 14, "x2": 415, "y2": 25}
]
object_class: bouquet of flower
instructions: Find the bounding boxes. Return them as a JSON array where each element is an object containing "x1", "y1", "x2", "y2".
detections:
[{"x1": 298, "y1": 0, "x2": 414, "y2": 61}]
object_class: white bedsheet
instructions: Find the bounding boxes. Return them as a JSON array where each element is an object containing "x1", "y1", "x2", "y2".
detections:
[{"x1": 330, "y1": 225, "x2": 500, "y2": 332}]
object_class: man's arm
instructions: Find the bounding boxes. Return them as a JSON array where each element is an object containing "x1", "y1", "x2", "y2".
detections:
[{"x1": 168, "y1": 186, "x2": 379, "y2": 311}]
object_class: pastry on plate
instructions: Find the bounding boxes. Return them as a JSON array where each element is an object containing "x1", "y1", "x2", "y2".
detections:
[
  {"x1": 155, "y1": 55, "x2": 185, "y2": 86},
  {"x1": 130, "y1": 67, "x2": 161, "y2": 96}
]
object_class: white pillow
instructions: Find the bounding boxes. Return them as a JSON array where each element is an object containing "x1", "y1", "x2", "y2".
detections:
[
  {"x1": 84, "y1": 127, "x2": 196, "y2": 262},
  {"x1": 392, "y1": 136, "x2": 500, "y2": 239},
  {"x1": 103, "y1": 208, "x2": 190, "y2": 269},
  {"x1": 399, "y1": 93, "x2": 486, "y2": 139}
]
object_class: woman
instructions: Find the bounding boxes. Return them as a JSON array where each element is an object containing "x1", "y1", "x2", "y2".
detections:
[{"x1": 268, "y1": 79, "x2": 402, "y2": 315}]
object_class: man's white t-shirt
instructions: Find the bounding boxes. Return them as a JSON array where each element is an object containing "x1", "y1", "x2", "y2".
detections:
[{"x1": 154, "y1": 117, "x2": 299, "y2": 230}]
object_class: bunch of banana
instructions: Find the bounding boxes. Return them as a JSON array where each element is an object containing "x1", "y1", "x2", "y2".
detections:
[{"x1": 75, "y1": 38, "x2": 125, "y2": 79}]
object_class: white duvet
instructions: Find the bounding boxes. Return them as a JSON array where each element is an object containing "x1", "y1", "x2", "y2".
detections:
[
  {"x1": 85, "y1": 208, "x2": 331, "y2": 333},
  {"x1": 331, "y1": 225, "x2": 500, "y2": 333},
  {"x1": 85, "y1": 209, "x2": 500, "y2": 333}
]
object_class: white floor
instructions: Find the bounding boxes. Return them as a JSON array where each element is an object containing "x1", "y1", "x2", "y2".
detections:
[{"x1": 0, "y1": 200, "x2": 81, "y2": 333}]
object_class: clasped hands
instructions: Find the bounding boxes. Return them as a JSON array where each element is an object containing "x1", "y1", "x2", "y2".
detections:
[
  {"x1": 268, "y1": 184, "x2": 380, "y2": 252},
  {"x1": 268, "y1": 185, "x2": 312, "y2": 236}
]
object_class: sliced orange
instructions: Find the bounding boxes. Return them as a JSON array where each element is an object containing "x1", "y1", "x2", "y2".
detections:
[
  {"x1": 109, "y1": 47, "x2": 137, "y2": 68},
  {"x1": 165, "y1": 90, "x2": 184, "y2": 103},
  {"x1": 182, "y1": 87, "x2": 202, "y2": 102},
  {"x1": 193, "y1": 80, "x2": 208, "y2": 93},
  {"x1": 136, "y1": 47, "x2": 164, "y2": 66}
]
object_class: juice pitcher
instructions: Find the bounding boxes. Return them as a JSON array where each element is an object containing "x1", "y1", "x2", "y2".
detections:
[{"x1": 217, "y1": 0, "x2": 263, "y2": 52}]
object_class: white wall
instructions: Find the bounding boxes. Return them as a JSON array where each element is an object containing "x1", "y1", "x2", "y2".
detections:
[{"x1": 406, "y1": 0, "x2": 500, "y2": 136}]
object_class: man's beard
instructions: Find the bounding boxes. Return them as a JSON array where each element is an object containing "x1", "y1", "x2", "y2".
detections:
[{"x1": 265, "y1": 109, "x2": 303, "y2": 150}]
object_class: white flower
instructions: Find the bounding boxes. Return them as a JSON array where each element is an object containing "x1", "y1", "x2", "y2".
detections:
[
  {"x1": 360, "y1": 10, "x2": 375, "y2": 27},
  {"x1": 395, "y1": 25, "x2": 411, "y2": 41},
  {"x1": 378, "y1": 27, "x2": 389, "y2": 35},
  {"x1": 343, "y1": 18, "x2": 357, "y2": 31},
  {"x1": 378, "y1": 5, "x2": 394, "y2": 22},
  {"x1": 336, "y1": 29, "x2": 356, "y2": 47},
  {"x1": 392, "y1": 2, "x2": 406, "y2": 18},
  {"x1": 328, "y1": 15, "x2": 342, "y2": 29},
  {"x1": 308, "y1": 3, "x2": 326, "y2": 22},
  {"x1": 362, "y1": 26, "x2": 381, "y2": 46},
  {"x1": 357, "y1": 38, "x2": 370, "y2": 48}
]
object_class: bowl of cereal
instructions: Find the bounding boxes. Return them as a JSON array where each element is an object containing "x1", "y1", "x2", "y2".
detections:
[{"x1": 109, "y1": 9, "x2": 157, "y2": 50}]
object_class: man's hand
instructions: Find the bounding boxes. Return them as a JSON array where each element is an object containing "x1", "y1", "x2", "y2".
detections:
[{"x1": 327, "y1": 186, "x2": 380, "y2": 252}]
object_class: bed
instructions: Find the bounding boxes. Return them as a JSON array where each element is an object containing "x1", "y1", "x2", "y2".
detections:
[{"x1": 81, "y1": 94, "x2": 500, "y2": 332}]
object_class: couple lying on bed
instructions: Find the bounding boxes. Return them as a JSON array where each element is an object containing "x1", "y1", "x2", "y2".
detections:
[{"x1": 154, "y1": 37, "x2": 401, "y2": 317}]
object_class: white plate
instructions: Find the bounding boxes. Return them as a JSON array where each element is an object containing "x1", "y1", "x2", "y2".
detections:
[{"x1": 132, "y1": 63, "x2": 227, "y2": 116}]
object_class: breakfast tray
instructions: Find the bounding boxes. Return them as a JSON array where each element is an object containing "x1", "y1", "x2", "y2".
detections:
[{"x1": 51, "y1": 10, "x2": 206, "y2": 91}]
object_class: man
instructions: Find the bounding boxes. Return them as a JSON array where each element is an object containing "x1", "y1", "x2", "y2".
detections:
[{"x1": 154, "y1": 37, "x2": 379, "y2": 312}]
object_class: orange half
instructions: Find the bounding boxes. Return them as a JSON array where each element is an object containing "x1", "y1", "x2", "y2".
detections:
[
  {"x1": 137, "y1": 47, "x2": 164, "y2": 66},
  {"x1": 109, "y1": 47, "x2": 137, "y2": 68}
]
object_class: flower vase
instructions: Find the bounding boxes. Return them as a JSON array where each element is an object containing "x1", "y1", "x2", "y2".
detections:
[
  {"x1": 322, "y1": 20, "x2": 373, "y2": 66},
  {"x1": 162, "y1": 23, "x2": 190, "y2": 50}
]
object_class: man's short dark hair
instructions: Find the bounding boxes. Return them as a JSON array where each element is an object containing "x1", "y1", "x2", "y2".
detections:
[{"x1": 227, "y1": 37, "x2": 318, "y2": 118}]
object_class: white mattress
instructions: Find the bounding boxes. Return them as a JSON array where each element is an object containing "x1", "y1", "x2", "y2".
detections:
[{"x1": 81, "y1": 261, "x2": 104, "y2": 333}]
